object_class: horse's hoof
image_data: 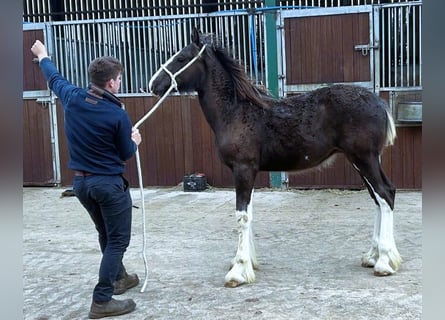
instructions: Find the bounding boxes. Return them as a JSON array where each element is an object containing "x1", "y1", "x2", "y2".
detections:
[
  {"x1": 224, "y1": 280, "x2": 243, "y2": 288},
  {"x1": 373, "y1": 265, "x2": 395, "y2": 276},
  {"x1": 373, "y1": 259, "x2": 396, "y2": 276},
  {"x1": 373, "y1": 270, "x2": 393, "y2": 276},
  {"x1": 361, "y1": 261, "x2": 375, "y2": 268}
]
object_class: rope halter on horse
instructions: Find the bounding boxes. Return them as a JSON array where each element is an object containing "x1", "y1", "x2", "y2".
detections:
[
  {"x1": 149, "y1": 43, "x2": 207, "y2": 93},
  {"x1": 133, "y1": 44, "x2": 206, "y2": 130}
]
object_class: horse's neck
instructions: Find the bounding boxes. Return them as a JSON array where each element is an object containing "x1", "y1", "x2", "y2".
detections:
[
  {"x1": 197, "y1": 67, "x2": 234, "y2": 131},
  {"x1": 197, "y1": 90, "x2": 224, "y2": 132}
]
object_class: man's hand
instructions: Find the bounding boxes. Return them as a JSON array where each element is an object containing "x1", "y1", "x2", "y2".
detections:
[
  {"x1": 31, "y1": 40, "x2": 49, "y2": 62},
  {"x1": 131, "y1": 128, "x2": 142, "y2": 146}
]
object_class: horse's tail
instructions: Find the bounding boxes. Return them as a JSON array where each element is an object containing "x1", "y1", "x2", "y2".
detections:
[{"x1": 384, "y1": 106, "x2": 397, "y2": 147}]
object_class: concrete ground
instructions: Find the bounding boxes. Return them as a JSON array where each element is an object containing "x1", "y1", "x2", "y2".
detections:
[{"x1": 23, "y1": 186, "x2": 422, "y2": 320}]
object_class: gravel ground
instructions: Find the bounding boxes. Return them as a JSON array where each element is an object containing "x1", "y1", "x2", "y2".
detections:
[{"x1": 23, "y1": 187, "x2": 422, "y2": 320}]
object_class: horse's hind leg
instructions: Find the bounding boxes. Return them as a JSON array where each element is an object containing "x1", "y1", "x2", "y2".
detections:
[
  {"x1": 224, "y1": 166, "x2": 258, "y2": 288},
  {"x1": 350, "y1": 154, "x2": 402, "y2": 276}
]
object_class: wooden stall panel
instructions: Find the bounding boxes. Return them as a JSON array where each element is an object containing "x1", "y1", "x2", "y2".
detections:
[
  {"x1": 381, "y1": 126, "x2": 422, "y2": 190},
  {"x1": 23, "y1": 100, "x2": 55, "y2": 185},
  {"x1": 284, "y1": 13, "x2": 370, "y2": 86},
  {"x1": 23, "y1": 29, "x2": 48, "y2": 91}
]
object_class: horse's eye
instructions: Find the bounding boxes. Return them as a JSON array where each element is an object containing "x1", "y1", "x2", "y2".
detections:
[{"x1": 177, "y1": 56, "x2": 186, "y2": 62}]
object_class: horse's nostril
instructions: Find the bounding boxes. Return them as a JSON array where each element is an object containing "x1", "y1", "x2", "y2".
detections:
[
  {"x1": 149, "y1": 81, "x2": 158, "y2": 94},
  {"x1": 148, "y1": 81, "x2": 156, "y2": 93}
]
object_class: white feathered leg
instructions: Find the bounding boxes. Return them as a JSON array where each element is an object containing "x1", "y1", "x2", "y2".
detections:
[
  {"x1": 372, "y1": 192, "x2": 402, "y2": 276},
  {"x1": 361, "y1": 206, "x2": 381, "y2": 268},
  {"x1": 224, "y1": 190, "x2": 257, "y2": 287},
  {"x1": 353, "y1": 162, "x2": 401, "y2": 276}
]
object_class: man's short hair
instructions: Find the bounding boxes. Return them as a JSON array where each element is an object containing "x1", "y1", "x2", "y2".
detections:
[{"x1": 88, "y1": 56, "x2": 124, "y2": 88}]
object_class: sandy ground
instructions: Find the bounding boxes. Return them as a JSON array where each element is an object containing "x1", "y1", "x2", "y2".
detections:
[{"x1": 23, "y1": 186, "x2": 421, "y2": 320}]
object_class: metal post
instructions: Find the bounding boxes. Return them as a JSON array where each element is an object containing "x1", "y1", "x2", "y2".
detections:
[
  {"x1": 264, "y1": 0, "x2": 283, "y2": 189},
  {"x1": 46, "y1": 23, "x2": 62, "y2": 186}
]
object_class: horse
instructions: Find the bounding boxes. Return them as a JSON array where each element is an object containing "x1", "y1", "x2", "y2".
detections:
[{"x1": 148, "y1": 27, "x2": 402, "y2": 288}]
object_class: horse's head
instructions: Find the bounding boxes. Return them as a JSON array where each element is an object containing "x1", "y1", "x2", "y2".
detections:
[{"x1": 149, "y1": 27, "x2": 208, "y2": 96}]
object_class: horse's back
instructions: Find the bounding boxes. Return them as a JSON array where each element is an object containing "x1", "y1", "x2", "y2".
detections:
[
  {"x1": 288, "y1": 85, "x2": 388, "y2": 119},
  {"x1": 257, "y1": 84, "x2": 391, "y2": 170},
  {"x1": 310, "y1": 84, "x2": 391, "y2": 153}
]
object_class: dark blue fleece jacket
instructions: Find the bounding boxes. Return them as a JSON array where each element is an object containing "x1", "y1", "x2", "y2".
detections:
[{"x1": 39, "y1": 57, "x2": 137, "y2": 175}]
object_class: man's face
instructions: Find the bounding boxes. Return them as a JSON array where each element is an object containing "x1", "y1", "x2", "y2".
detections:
[{"x1": 109, "y1": 73, "x2": 122, "y2": 94}]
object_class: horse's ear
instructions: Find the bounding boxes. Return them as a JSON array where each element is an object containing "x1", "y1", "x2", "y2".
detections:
[{"x1": 191, "y1": 27, "x2": 201, "y2": 46}]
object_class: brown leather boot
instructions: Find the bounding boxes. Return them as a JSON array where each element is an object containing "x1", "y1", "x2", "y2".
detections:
[
  {"x1": 88, "y1": 298, "x2": 136, "y2": 319},
  {"x1": 113, "y1": 272, "x2": 139, "y2": 295}
]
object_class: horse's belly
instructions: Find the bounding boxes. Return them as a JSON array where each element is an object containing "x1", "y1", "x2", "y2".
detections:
[
  {"x1": 259, "y1": 154, "x2": 324, "y2": 172},
  {"x1": 259, "y1": 146, "x2": 337, "y2": 172}
]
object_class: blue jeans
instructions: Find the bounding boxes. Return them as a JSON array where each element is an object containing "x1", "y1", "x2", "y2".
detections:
[{"x1": 73, "y1": 174, "x2": 132, "y2": 302}]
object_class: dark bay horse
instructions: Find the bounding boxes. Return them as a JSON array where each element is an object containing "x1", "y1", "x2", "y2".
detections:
[{"x1": 149, "y1": 28, "x2": 401, "y2": 287}]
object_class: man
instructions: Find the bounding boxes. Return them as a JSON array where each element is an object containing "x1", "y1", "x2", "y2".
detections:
[{"x1": 31, "y1": 40, "x2": 141, "y2": 319}]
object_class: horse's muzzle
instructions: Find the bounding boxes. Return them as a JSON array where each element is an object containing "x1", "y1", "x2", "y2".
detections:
[{"x1": 148, "y1": 75, "x2": 170, "y2": 97}]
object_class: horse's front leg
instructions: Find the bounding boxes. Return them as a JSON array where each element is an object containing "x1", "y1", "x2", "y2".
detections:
[{"x1": 224, "y1": 169, "x2": 258, "y2": 288}]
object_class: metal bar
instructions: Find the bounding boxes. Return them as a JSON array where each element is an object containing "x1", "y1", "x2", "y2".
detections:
[
  {"x1": 81, "y1": 25, "x2": 87, "y2": 86},
  {"x1": 130, "y1": 20, "x2": 137, "y2": 94},
  {"x1": 49, "y1": 95, "x2": 61, "y2": 184},
  {"x1": 406, "y1": 5, "x2": 410, "y2": 86},
  {"x1": 412, "y1": 5, "x2": 416, "y2": 86},
  {"x1": 153, "y1": 21, "x2": 160, "y2": 77},
  {"x1": 418, "y1": 4, "x2": 422, "y2": 86},
  {"x1": 387, "y1": 7, "x2": 391, "y2": 87},
  {"x1": 393, "y1": 7, "x2": 398, "y2": 87},
  {"x1": 142, "y1": 20, "x2": 149, "y2": 92},
  {"x1": 220, "y1": 16, "x2": 226, "y2": 49},
  {"x1": 92, "y1": 22, "x2": 98, "y2": 59},
  {"x1": 265, "y1": 0, "x2": 282, "y2": 188},
  {"x1": 137, "y1": 20, "x2": 143, "y2": 92},
  {"x1": 97, "y1": 23, "x2": 103, "y2": 56},
  {"x1": 400, "y1": 6, "x2": 404, "y2": 86},
  {"x1": 68, "y1": 25, "x2": 75, "y2": 83},
  {"x1": 373, "y1": 6, "x2": 380, "y2": 92},
  {"x1": 257, "y1": 14, "x2": 264, "y2": 85},
  {"x1": 53, "y1": 26, "x2": 61, "y2": 82},
  {"x1": 148, "y1": 20, "x2": 155, "y2": 80},
  {"x1": 381, "y1": 7, "x2": 386, "y2": 88},
  {"x1": 86, "y1": 23, "x2": 92, "y2": 80}
]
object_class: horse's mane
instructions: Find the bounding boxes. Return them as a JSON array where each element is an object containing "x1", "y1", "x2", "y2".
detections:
[{"x1": 212, "y1": 46, "x2": 274, "y2": 109}]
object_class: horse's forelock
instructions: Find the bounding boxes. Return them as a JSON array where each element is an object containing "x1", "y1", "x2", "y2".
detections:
[{"x1": 199, "y1": 33, "x2": 219, "y2": 48}]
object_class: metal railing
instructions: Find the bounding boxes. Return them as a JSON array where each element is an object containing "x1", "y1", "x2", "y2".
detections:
[
  {"x1": 23, "y1": 0, "x2": 418, "y2": 22},
  {"x1": 48, "y1": 10, "x2": 266, "y2": 95},
  {"x1": 379, "y1": 1, "x2": 421, "y2": 89},
  {"x1": 28, "y1": 1, "x2": 421, "y2": 95},
  {"x1": 23, "y1": 0, "x2": 264, "y2": 22},
  {"x1": 279, "y1": 0, "x2": 416, "y2": 6}
]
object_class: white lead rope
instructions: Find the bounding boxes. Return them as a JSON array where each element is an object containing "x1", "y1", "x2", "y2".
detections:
[
  {"x1": 134, "y1": 83, "x2": 175, "y2": 293},
  {"x1": 133, "y1": 44, "x2": 207, "y2": 293},
  {"x1": 134, "y1": 149, "x2": 149, "y2": 292}
]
